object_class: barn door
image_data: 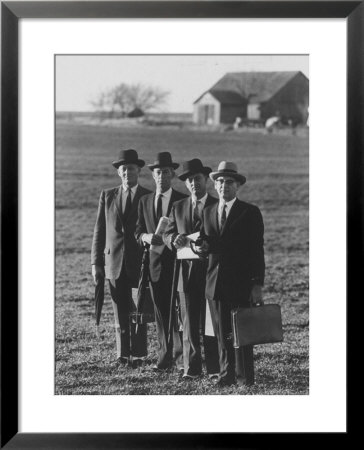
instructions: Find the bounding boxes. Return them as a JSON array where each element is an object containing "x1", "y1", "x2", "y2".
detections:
[{"x1": 199, "y1": 104, "x2": 215, "y2": 124}]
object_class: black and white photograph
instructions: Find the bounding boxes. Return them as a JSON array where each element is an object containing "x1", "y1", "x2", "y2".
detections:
[
  {"x1": 55, "y1": 54, "x2": 309, "y2": 395},
  {"x1": 2, "y1": 0, "x2": 356, "y2": 443}
]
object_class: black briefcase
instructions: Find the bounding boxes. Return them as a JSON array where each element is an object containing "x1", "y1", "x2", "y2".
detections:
[{"x1": 231, "y1": 304, "x2": 283, "y2": 347}]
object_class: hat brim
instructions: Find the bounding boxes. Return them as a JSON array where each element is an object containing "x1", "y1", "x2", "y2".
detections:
[
  {"x1": 178, "y1": 167, "x2": 212, "y2": 181},
  {"x1": 112, "y1": 159, "x2": 145, "y2": 169},
  {"x1": 147, "y1": 163, "x2": 179, "y2": 170},
  {"x1": 209, "y1": 171, "x2": 246, "y2": 185}
]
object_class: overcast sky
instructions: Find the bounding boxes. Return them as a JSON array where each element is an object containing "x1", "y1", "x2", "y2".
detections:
[{"x1": 56, "y1": 54, "x2": 308, "y2": 113}]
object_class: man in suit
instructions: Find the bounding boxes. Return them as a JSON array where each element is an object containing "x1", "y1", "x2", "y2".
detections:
[
  {"x1": 196, "y1": 161, "x2": 265, "y2": 386},
  {"x1": 164, "y1": 159, "x2": 220, "y2": 380},
  {"x1": 91, "y1": 149, "x2": 151, "y2": 368},
  {"x1": 135, "y1": 152, "x2": 187, "y2": 372}
]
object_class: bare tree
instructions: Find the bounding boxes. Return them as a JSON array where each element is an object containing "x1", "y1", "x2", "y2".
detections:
[
  {"x1": 125, "y1": 83, "x2": 169, "y2": 112},
  {"x1": 91, "y1": 83, "x2": 169, "y2": 118}
]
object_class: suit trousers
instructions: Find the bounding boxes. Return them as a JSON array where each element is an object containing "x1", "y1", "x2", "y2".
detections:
[
  {"x1": 109, "y1": 269, "x2": 147, "y2": 359},
  {"x1": 179, "y1": 292, "x2": 219, "y2": 376},
  {"x1": 208, "y1": 298, "x2": 254, "y2": 385},
  {"x1": 179, "y1": 291, "x2": 202, "y2": 375},
  {"x1": 150, "y1": 273, "x2": 183, "y2": 370}
]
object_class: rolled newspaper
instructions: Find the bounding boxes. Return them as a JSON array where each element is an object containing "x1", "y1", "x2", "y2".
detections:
[{"x1": 150, "y1": 216, "x2": 169, "y2": 255}]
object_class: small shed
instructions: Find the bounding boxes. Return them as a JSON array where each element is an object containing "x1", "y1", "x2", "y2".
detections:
[
  {"x1": 193, "y1": 71, "x2": 309, "y2": 125},
  {"x1": 127, "y1": 107, "x2": 144, "y2": 118}
]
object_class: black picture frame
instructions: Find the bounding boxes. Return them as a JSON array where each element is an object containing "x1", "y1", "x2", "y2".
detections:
[{"x1": 1, "y1": 1, "x2": 360, "y2": 447}]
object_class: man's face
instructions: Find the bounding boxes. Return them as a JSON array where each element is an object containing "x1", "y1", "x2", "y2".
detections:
[
  {"x1": 152, "y1": 167, "x2": 174, "y2": 193},
  {"x1": 185, "y1": 173, "x2": 208, "y2": 199},
  {"x1": 117, "y1": 163, "x2": 140, "y2": 188},
  {"x1": 214, "y1": 176, "x2": 240, "y2": 202}
]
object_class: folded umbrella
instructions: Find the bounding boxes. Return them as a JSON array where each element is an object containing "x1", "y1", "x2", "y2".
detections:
[
  {"x1": 167, "y1": 256, "x2": 181, "y2": 346},
  {"x1": 94, "y1": 277, "x2": 105, "y2": 326},
  {"x1": 134, "y1": 245, "x2": 150, "y2": 334}
]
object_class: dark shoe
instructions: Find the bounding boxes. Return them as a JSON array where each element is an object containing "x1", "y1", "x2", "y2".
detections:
[
  {"x1": 131, "y1": 358, "x2": 144, "y2": 369},
  {"x1": 208, "y1": 373, "x2": 220, "y2": 381},
  {"x1": 182, "y1": 373, "x2": 200, "y2": 381},
  {"x1": 152, "y1": 364, "x2": 172, "y2": 372},
  {"x1": 116, "y1": 357, "x2": 129, "y2": 366},
  {"x1": 216, "y1": 376, "x2": 236, "y2": 387},
  {"x1": 236, "y1": 378, "x2": 254, "y2": 387}
]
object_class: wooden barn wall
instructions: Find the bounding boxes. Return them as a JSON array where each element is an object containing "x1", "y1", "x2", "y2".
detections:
[
  {"x1": 193, "y1": 93, "x2": 221, "y2": 124},
  {"x1": 260, "y1": 73, "x2": 309, "y2": 123},
  {"x1": 220, "y1": 104, "x2": 247, "y2": 124}
]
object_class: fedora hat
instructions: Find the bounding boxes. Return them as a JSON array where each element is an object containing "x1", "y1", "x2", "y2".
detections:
[
  {"x1": 209, "y1": 161, "x2": 246, "y2": 185},
  {"x1": 112, "y1": 149, "x2": 145, "y2": 169},
  {"x1": 178, "y1": 158, "x2": 212, "y2": 181},
  {"x1": 147, "y1": 152, "x2": 179, "y2": 170}
]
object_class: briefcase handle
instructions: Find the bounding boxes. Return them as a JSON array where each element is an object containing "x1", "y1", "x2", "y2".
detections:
[
  {"x1": 248, "y1": 288, "x2": 264, "y2": 308},
  {"x1": 189, "y1": 239, "x2": 207, "y2": 259}
]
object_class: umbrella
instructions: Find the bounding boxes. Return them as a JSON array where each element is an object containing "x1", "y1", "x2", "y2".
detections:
[
  {"x1": 134, "y1": 245, "x2": 150, "y2": 334},
  {"x1": 167, "y1": 257, "x2": 181, "y2": 346},
  {"x1": 94, "y1": 277, "x2": 105, "y2": 326}
]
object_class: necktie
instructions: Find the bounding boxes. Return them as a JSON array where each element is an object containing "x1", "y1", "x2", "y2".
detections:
[
  {"x1": 219, "y1": 203, "x2": 227, "y2": 232},
  {"x1": 193, "y1": 200, "x2": 202, "y2": 231},
  {"x1": 156, "y1": 194, "x2": 163, "y2": 221},
  {"x1": 124, "y1": 188, "x2": 132, "y2": 220}
]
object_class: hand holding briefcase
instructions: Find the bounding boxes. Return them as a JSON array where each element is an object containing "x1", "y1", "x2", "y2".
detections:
[{"x1": 231, "y1": 303, "x2": 283, "y2": 348}]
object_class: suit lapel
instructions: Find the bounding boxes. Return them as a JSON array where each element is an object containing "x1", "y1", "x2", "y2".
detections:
[
  {"x1": 113, "y1": 186, "x2": 124, "y2": 225},
  {"x1": 147, "y1": 193, "x2": 158, "y2": 229},
  {"x1": 205, "y1": 194, "x2": 217, "y2": 209},
  {"x1": 208, "y1": 202, "x2": 219, "y2": 235},
  {"x1": 186, "y1": 197, "x2": 193, "y2": 233},
  {"x1": 167, "y1": 189, "x2": 178, "y2": 217},
  {"x1": 220, "y1": 199, "x2": 244, "y2": 236},
  {"x1": 130, "y1": 185, "x2": 143, "y2": 217}
]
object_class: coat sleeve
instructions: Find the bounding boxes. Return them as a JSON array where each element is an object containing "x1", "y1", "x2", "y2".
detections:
[
  {"x1": 91, "y1": 190, "x2": 106, "y2": 266},
  {"x1": 249, "y1": 206, "x2": 265, "y2": 285},
  {"x1": 134, "y1": 199, "x2": 147, "y2": 247}
]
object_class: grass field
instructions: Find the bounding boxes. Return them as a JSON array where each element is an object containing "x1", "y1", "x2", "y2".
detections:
[{"x1": 55, "y1": 122, "x2": 309, "y2": 395}]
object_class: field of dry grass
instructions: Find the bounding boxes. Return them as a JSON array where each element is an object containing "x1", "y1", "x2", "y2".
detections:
[{"x1": 55, "y1": 122, "x2": 309, "y2": 395}]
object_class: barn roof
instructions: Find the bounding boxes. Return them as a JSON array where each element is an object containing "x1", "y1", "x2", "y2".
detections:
[
  {"x1": 210, "y1": 90, "x2": 245, "y2": 105},
  {"x1": 194, "y1": 71, "x2": 306, "y2": 104}
]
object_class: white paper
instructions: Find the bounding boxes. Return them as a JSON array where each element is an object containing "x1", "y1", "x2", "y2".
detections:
[
  {"x1": 150, "y1": 216, "x2": 169, "y2": 255},
  {"x1": 176, "y1": 231, "x2": 201, "y2": 259}
]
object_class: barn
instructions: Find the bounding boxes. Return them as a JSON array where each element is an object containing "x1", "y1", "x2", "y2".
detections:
[{"x1": 193, "y1": 71, "x2": 309, "y2": 126}]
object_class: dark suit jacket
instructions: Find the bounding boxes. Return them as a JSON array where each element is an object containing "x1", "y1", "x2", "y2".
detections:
[
  {"x1": 91, "y1": 184, "x2": 151, "y2": 284},
  {"x1": 135, "y1": 189, "x2": 187, "y2": 283},
  {"x1": 164, "y1": 194, "x2": 218, "y2": 293},
  {"x1": 201, "y1": 198, "x2": 265, "y2": 306}
]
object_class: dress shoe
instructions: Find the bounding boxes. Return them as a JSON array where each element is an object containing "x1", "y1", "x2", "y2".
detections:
[
  {"x1": 182, "y1": 373, "x2": 200, "y2": 381},
  {"x1": 131, "y1": 358, "x2": 144, "y2": 369},
  {"x1": 152, "y1": 364, "x2": 171, "y2": 372},
  {"x1": 216, "y1": 376, "x2": 236, "y2": 387},
  {"x1": 116, "y1": 357, "x2": 129, "y2": 366},
  {"x1": 208, "y1": 373, "x2": 220, "y2": 381}
]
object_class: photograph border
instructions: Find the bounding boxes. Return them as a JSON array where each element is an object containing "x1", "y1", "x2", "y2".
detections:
[{"x1": 1, "y1": 1, "x2": 361, "y2": 447}]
